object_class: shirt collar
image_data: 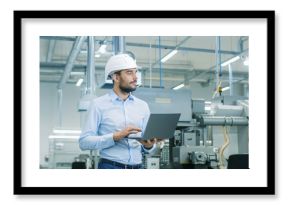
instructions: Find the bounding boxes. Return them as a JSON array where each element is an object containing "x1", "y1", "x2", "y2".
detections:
[{"x1": 109, "y1": 90, "x2": 135, "y2": 102}]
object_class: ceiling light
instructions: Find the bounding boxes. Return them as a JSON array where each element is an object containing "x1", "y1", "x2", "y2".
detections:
[
  {"x1": 98, "y1": 44, "x2": 107, "y2": 54},
  {"x1": 243, "y1": 57, "x2": 249, "y2": 66},
  {"x1": 52, "y1": 129, "x2": 81, "y2": 134},
  {"x1": 76, "y1": 78, "x2": 83, "y2": 87},
  {"x1": 222, "y1": 86, "x2": 230, "y2": 91},
  {"x1": 161, "y1": 49, "x2": 178, "y2": 63},
  {"x1": 221, "y1": 56, "x2": 240, "y2": 67},
  {"x1": 71, "y1": 71, "x2": 84, "y2": 76},
  {"x1": 95, "y1": 54, "x2": 101, "y2": 58},
  {"x1": 173, "y1": 83, "x2": 184, "y2": 90},
  {"x1": 49, "y1": 135, "x2": 80, "y2": 139}
]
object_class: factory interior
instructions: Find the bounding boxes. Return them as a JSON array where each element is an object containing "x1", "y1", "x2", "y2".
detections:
[{"x1": 40, "y1": 36, "x2": 249, "y2": 169}]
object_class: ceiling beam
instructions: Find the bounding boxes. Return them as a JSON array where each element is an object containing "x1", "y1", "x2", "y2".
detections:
[
  {"x1": 40, "y1": 62, "x2": 248, "y2": 76},
  {"x1": 40, "y1": 36, "x2": 241, "y2": 55},
  {"x1": 46, "y1": 40, "x2": 56, "y2": 62}
]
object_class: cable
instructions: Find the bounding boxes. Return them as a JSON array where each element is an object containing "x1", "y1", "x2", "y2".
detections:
[{"x1": 218, "y1": 126, "x2": 230, "y2": 169}]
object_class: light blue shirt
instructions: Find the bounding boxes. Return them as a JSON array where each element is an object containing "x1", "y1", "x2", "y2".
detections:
[{"x1": 79, "y1": 90, "x2": 156, "y2": 165}]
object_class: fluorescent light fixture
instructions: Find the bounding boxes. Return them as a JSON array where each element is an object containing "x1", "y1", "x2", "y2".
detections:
[
  {"x1": 53, "y1": 129, "x2": 81, "y2": 134},
  {"x1": 76, "y1": 78, "x2": 83, "y2": 87},
  {"x1": 222, "y1": 86, "x2": 230, "y2": 91},
  {"x1": 243, "y1": 57, "x2": 249, "y2": 66},
  {"x1": 221, "y1": 56, "x2": 240, "y2": 67},
  {"x1": 98, "y1": 44, "x2": 107, "y2": 54},
  {"x1": 49, "y1": 135, "x2": 80, "y2": 139},
  {"x1": 161, "y1": 49, "x2": 178, "y2": 63},
  {"x1": 95, "y1": 53, "x2": 101, "y2": 58},
  {"x1": 71, "y1": 71, "x2": 84, "y2": 76},
  {"x1": 173, "y1": 83, "x2": 184, "y2": 90}
]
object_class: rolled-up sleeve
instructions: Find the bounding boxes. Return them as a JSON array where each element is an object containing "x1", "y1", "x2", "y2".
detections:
[{"x1": 140, "y1": 103, "x2": 157, "y2": 154}]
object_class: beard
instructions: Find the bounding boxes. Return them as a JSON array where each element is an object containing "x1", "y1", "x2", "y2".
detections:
[{"x1": 119, "y1": 84, "x2": 137, "y2": 93}]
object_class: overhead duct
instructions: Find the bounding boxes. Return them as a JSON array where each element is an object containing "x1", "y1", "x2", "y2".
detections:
[
  {"x1": 57, "y1": 36, "x2": 86, "y2": 89},
  {"x1": 86, "y1": 36, "x2": 96, "y2": 95},
  {"x1": 78, "y1": 36, "x2": 97, "y2": 112},
  {"x1": 113, "y1": 36, "x2": 125, "y2": 54}
]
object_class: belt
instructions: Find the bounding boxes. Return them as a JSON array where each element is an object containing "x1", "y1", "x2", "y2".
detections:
[{"x1": 99, "y1": 158, "x2": 142, "y2": 169}]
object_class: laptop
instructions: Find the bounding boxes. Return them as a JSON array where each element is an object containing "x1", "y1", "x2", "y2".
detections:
[{"x1": 127, "y1": 113, "x2": 181, "y2": 140}]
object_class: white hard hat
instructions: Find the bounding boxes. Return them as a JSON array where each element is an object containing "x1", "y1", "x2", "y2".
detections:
[{"x1": 105, "y1": 53, "x2": 138, "y2": 80}]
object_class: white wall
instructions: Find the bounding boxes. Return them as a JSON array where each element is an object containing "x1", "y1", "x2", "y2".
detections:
[
  {"x1": 40, "y1": 82, "x2": 112, "y2": 166},
  {"x1": 40, "y1": 83, "x2": 83, "y2": 166}
]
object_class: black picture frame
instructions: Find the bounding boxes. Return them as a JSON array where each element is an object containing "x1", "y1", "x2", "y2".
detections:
[{"x1": 14, "y1": 10, "x2": 275, "y2": 195}]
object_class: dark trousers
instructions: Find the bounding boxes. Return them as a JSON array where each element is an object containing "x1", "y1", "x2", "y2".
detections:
[{"x1": 98, "y1": 158, "x2": 143, "y2": 169}]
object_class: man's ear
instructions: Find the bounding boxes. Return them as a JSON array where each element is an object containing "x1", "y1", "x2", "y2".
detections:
[{"x1": 112, "y1": 73, "x2": 119, "y2": 83}]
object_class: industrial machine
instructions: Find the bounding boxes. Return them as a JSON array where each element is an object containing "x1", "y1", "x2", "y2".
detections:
[{"x1": 133, "y1": 88, "x2": 249, "y2": 169}]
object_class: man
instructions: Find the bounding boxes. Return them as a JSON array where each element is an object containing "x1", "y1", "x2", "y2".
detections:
[{"x1": 79, "y1": 53, "x2": 157, "y2": 169}]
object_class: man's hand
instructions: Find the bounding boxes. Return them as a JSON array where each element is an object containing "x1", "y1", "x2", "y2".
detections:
[
  {"x1": 138, "y1": 138, "x2": 157, "y2": 149},
  {"x1": 113, "y1": 126, "x2": 141, "y2": 141}
]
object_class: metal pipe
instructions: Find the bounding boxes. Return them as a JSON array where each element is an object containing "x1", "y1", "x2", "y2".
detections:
[
  {"x1": 57, "y1": 89, "x2": 63, "y2": 127},
  {"x1": 46, "y1": 40, "x2": 56, "y2": 62},
  {"x1": 184, "y1": 49, "x2": 248, "y2": 83},
  {"x1": 149, "y1": 38, "x2": 152, "y2": 88},
  {"x1": 57, "y1": 36, "x2": 86, "y2": 89},
  {"x1": 199, "y1": 116, "x2": 248, "y2": 126},
  {"x1": 150, "y1": 36, "x2": 191, "y2": 71},
  {"x1": 127, "y1": 41, "x2": 239, "y2": 54},
  {"x1": 218, "y1": 38, "x2": 222, "y2": 77},
  {"x1": 158, "y1": 36, "x2": 163, "y2": 87},
  {"x1": 215, "y1": 36, "x2": 221, "y2": 90},
  {"x1": 119, "y1": 36, "x2": 125, "y2": 53},
  {"x1": 229, "y1": 64, "x2": 233, "y2": 96},
  {"x1": 86, "y1": 36, "x2": 95, "y2": 95},
  {"x1": 113, "y1": 36, "x2": 125, "y2": 54},
  {"x1": 206, "y1": 126, "x2": 213, "y2": 146}
]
